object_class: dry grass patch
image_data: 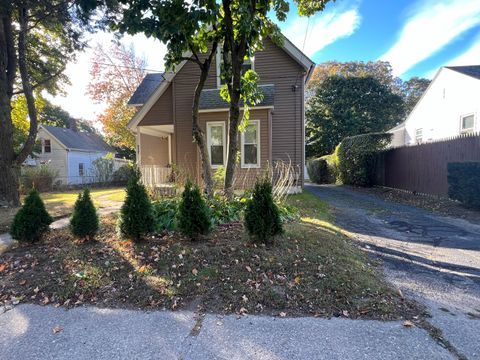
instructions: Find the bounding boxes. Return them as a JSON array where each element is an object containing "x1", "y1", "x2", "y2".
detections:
[{"x1": 0, "y1": 192, "x2": 421, "y2": 319}]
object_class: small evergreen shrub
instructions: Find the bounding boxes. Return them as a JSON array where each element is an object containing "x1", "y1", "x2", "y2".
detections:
[
  {"x1": 337, "y1": 132, "x2": 391, "y2": 187},
  {"x1": 70, "y1": 188, "x2": 99, "y2": 239},
  {"x1": 448, "y1": 162, "x2": 480, "y2": 209},
  {"x1": 152, "y1": 198, "x2": 178, "y2": 232},
  {"x1": 244, "y1": 176, "x2": 283, "y2": 244},
  {"x1": 11, "y1": 189, "x2": 52, "y2": 242},
  {"x1": 177, "y1": 180, "x2": 211, "y2": 239},
  {"x1": 117, "y1": 168, "x2": 155, "y2": 241}
]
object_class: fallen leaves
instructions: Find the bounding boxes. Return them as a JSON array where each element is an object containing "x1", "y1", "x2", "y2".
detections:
[
  {"x1": 52, "y1": 325, "x2": 63, "y2": 334},
  {"x1": 403, "y1": 320, "x2": 415, "y2": 328}
]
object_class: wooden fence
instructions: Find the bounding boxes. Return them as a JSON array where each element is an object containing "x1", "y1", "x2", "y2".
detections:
[{"x1": 375, "y1": 133, "x2": 480, "y2": 196}]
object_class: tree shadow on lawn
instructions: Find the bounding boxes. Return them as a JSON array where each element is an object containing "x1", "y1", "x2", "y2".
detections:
[{"x1": 0, "y1": 215, "x2": 423, "y2": 320}]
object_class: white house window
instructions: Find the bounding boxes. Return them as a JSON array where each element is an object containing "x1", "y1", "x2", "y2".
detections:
[
  {"x1": 415, "y1": 128, "x2": 423, "y2": 144},
  {"x1": 207, "y1": 122, "x2": 225, "y2": 168},
  {"x1": 216, "y1": 49, "x2": 254, "y2": 88},
  {"x1": 79, "y1": 163, "x2": 85, "y2": 176},
  {"x1": 241, "y1": 120, "x2": 260, "y2": 168},
  {"x1": 43, "y1": 139, "x2": 51, "y2": 153},
  {"x1": 460, "y1": 114, "x2": 475, "y2": 134}
]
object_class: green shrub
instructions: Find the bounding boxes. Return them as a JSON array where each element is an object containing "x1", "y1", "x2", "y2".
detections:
[
  {"x1": 448, "y1": 162, "x2": 480, "y2": 209},
  {"x1": 177, "y1": 180, "x2": 211, "y2": 239},
  {"x1": 152, "y1": 198, "x2": 178, "y2": 232},
  {"x1": 70, "y1": 188, "x2": 99, "y2": 239},
  {"x1": 337, "y1": 132, "x2": 391, "y2": 187},
  {"x1": 113, "y1": 164, "x2": 135, "y2": 185},
  {"x1": 117, "y1": 168, "x2": 155, "y2": 241},
  {"x1": 20, "y1": 165, "x2": 59, "y2": 193},
  {"x1": 11, "y1": 189, "x2": 53, "y2": 242},
  {"x1": 244, "y1": 176, "x2": 283, "y2": 244},
  {"x1": 207, "y1": 194, "x2": 244, "y2": 225}
]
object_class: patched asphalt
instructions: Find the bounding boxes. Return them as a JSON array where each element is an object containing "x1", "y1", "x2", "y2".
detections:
[{"x1": 306, "y1": 184, "x2": 480, "y2": 359}]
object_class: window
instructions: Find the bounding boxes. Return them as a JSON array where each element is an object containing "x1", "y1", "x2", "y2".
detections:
[
  {"x1": 44, "y1": 139, "x2": 51, "y2": 153},
  {"x1": 241, "y1": 120, "x2": 260, "y2": 168},
  {"x1": 78, "y1": 163, "x2": 85, "y2": 176},
  {"x1": 207, "y1": 122, "x2": 225, "y2": 168},
  {"x1": 461, "y1": 114, "x2": 475, "y2": 134},
  {"x1": 216, "y1": 49, "x2": 254, "y2": 88},
  {"x1": 415, "y1": 128, "x2": 423, "y2": 144}
]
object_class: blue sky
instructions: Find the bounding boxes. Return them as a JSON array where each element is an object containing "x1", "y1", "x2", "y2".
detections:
[{"x1": 53, "y1": 0, "x2": 480, "y2": 120}]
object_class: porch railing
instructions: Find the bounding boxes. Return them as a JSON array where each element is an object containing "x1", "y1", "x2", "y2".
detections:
[{"x1": 140, "y1": 165, "x2": 172, "y2": 188}]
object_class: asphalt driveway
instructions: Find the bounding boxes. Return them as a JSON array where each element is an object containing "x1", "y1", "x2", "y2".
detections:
[{"x1": 306, "y1": 184, "x2": 480, "y2": 359}]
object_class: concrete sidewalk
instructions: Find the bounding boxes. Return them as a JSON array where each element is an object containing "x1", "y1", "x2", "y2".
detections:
[{"x1": 0, "y1": 304, "x2": 453, "y2": 360}]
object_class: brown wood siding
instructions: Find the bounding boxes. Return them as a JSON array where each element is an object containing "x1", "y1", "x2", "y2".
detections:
[
  {"x1": 139, "y1": 133, "x2": 169, "y2": 166},
  {"x1": 139, "y1": 85, "x2": 173, "y2": 126}
]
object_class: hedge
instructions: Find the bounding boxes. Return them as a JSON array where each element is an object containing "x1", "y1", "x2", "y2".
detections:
[
  {"x1": 337, "y1": 132, "x2": 391, "y2": 187},
  {"x1": 448, "y1": 162, "x2": 480, "y2": 209},
  {"x1": 307, "y1": 153, "x2": 338, "y2": 184}
]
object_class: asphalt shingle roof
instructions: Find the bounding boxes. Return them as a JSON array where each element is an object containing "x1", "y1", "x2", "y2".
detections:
[
  {"x1": 445, "y1": 65, "x2": 480, "y2": 80},
  {"x1": 128, "y1": 73, "x2": 165, "y2": 105},
  {"x1": 199, "y1": 84, "x2": 275, "y2": 110},
  {"x1": 42, "y1": 125, "x2": 113, "y2": 152}
]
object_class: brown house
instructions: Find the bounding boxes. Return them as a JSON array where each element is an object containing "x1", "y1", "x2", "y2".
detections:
[{"x1": 127, "y1": 36, "x2": 314, "y2": 189}]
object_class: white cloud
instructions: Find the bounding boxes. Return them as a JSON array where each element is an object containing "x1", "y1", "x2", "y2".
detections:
[
  {"x1": 283, "y1": 8, "x2": 361, "y2": 57},
  {"x1": 381, "y1": 0, "x2": 480, "y2": 76},
  {"x1": 445, "y1": 35, "x2": 480, "y2": 66},
  {"x1": 48, "y1": 32, "x2": 167, "y2": 122}
]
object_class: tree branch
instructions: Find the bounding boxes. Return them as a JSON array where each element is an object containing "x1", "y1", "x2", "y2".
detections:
[{"x1": 12, "y1": 67, "x2": 65, "y2": 95}]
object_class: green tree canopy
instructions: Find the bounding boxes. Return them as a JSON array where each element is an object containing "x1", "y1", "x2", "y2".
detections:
[{"x1": 306, "y1": 75, "x2": 405, "y2": 157}]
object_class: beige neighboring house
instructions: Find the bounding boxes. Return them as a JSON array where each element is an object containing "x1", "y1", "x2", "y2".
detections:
[
  {"x1": 34, "y1": 123, "x2": 126, "y2": 185},
  {"x1": 127, "y1": 35, "x2": 314, "y2": 189}
]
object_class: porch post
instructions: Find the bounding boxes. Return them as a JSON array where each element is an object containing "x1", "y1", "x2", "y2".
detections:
[{"x1": 168, "y1": 134, "x2": 172, "y2": 164}]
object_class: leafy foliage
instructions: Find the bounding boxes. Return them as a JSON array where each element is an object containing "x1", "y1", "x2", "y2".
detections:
[
  {"x1": 113, "y1": 164, "x2": 136, "y2": 185},
  {"x1": 337, "y1": 133, "x2": 392, "y2": 187},
  {"x1": 20, "y1": 164, "x2": 59, "y2": 193},
  {"x1": 117, "y1": 169, "x2": 155, "y2": 241},
  {"x1": 307, "y1": 153, "x2": 338, "y2": 184},
  {"x1": 448, "y1": 162, "x2": 480, "y2": 210},
  {"x1": 152, "y1": 199, "x2": 178, "y2": 232},
  {"x1": 177, "y1": 180, "x2": 211, "y2": 239},
  {"x1": 207, "y1": 194, "x2": 244, "y2": 225},
  {"x1": 70, "y1": 189, "x2": 99, "y2": 239},
  {"x1": 10, "y1": 189, "x2": 52, "y2": 242},
  {"x1": 92, "y1": 153, "x2": 115, "y2": 183},
  {"x1": 244, "y1": 176, "x2": 283, "y2": 244},
  {"x1": 401, "y1": 77, "x2": 431, "y2": 115},
  {"x1": 306, "y1": 76, "x2": 404, "y2": 157}
]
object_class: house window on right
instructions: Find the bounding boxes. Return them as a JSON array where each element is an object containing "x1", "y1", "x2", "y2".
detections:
[
  {"x1": 79, "y1": 163, "x2": 85, "y2": 177},
  {"x1": 241, "y1": 120, "x2": 260, "y2": 168},
  {"x1": 415, "y1": 128, "x2": 423, "y2": 144},
  {"x1": 460, "y1": 114, "x2": 475, "y2": 134}
]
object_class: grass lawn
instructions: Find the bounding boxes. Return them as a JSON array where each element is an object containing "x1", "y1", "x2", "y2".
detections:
[
  {"x1": 0, "y1": 187, "x2": 126, "y2": 234},
  {"x1": 0, "y1": 191, "x2": 420, "y2": 319}
]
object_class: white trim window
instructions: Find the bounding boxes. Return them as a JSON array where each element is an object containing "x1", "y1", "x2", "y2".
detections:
[
  {"x1": 43, "y1": 139, "x2": 51, "y2": 153},
  {"x1": 241, "y1": 120, "x2": 260, "y2": 168},
  {"x1": 460, "y1": 114, "x2": 475, "y2": 134},
  {"x1": 216, "y1": 49, "x2": 254, "y2": 88},
  {"x1": 207, "y1": 122, "x2": 226, "y2": 168},
  {"x1": 415, "y1": 128, "x2": 423, "y2": 144}
]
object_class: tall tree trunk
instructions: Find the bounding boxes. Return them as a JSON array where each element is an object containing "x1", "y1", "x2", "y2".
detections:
[
  {"x1": 16, "y1": 6, "x2": 38, "y2": 165},
  {"x1": 0, "y1": 8, "x2": 20, "y2": 206},
  {"x1": 190, "y1": 42, "x2": 218, "y2": 198}
]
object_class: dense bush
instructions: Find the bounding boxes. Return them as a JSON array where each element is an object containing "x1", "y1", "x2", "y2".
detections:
[
  {"x1": 307, "y1": 152, "x2": 338, "y2": 184},
  {"x1": 20, "y1": 165, "x2": 59, "y2": 193},
  {"x1": 113, "y1": 164, "x2": 135, "y2": 185},
  {"x1": 337, "y1": 132, "x2": 391, "y2": 187},
  {"x1": 11, "y1": 189, "x2": 53, "y2": 242},
  {"x1": 117, "y1": 169, "x2": 155, "y2": 241},
  {"x1": 70, "y1": 188, "x2": 99, "y2": 239},
  {"x1": 448, "y1": 162, "x2": 480, "y2": 209},
  {"x1": 244, "y1": 176, "x2": 283, "y2": 244},
  {"x1": 207, "y1": 194, "x2": 244, "y2": 225},
  {"x1": 152, "y1": 198, "x2": 178, "y2": 232},
  {"x1": 177, "y1": 180, "x2": 211, "y2": 239}
]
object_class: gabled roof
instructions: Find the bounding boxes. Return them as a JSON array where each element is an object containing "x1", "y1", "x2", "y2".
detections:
[
  {"x1": 40, "y1": 125, "x2": 113, "y2": 152},
  {"x1": 128, "y1": 73, "x2": 165, "y2": 105},
  {"x1": 445, "y1": 65, "x2": 480, "y2": 80},
  {"x1": 199, "y1": 85, "x2": 274, "y2": 110}
]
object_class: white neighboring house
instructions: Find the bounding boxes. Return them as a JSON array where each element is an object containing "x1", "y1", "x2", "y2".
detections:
[
  {"x1": 34, "y1": 123, "x2": 125, "y2": 185},
  {"x1": 389, "y1": 65, "x2": 480, "y2": 147}
]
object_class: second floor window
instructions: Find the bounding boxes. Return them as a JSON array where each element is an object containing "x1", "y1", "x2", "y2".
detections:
[
  {"x1": 217, "y1": 49, "x2": 254, "y2": 88},
  {"x1": 461, "y1": 114, "x2": 475, "y2": 134},
  {"x1": 44, "y1": 139, "x2": 51, "y2": 153},
  {"x1": 207, "y1": 122, "x2": 225, "y2": 168}
]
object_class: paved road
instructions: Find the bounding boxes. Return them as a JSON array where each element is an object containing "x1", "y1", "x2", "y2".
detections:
[
  {"x1": 0, "y1": 304, "x2": 452, "y2": 360},
  {"x1": 306, "y1": 184, "x2": 480, "y2": 359}
]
